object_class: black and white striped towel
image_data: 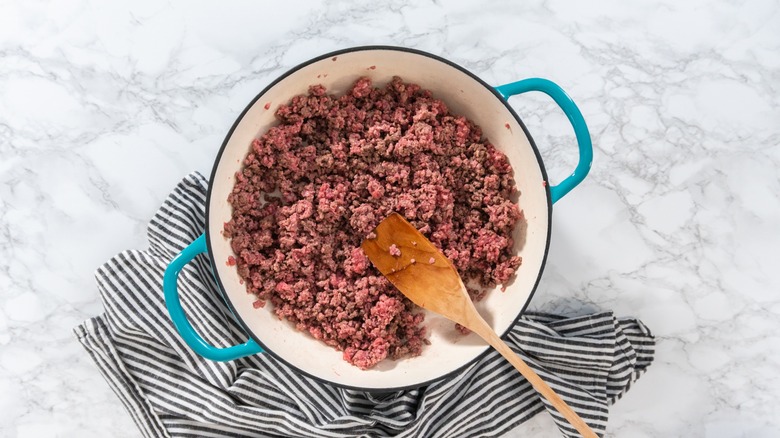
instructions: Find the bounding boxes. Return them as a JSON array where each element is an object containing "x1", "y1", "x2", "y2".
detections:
[{"x1": 74, "y1": 172, "x2": 654, "y2": 438}]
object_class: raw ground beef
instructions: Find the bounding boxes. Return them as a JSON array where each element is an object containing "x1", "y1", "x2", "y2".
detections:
[{"x1": 224, "y1": 76, "x2": 523, "y2": 369}]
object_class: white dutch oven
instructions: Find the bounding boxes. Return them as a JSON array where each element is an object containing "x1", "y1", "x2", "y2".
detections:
[{"x1": 164, "y1": 46, "x2": 592, "y2": 391}]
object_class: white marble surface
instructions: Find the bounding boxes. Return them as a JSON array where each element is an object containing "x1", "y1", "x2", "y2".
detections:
[{"x1": 1, "y1": 0, "x2": 779, "y2": 436}]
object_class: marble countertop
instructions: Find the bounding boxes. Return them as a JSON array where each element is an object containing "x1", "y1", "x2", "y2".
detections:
[{"x1": 2, "y1": 0, "x2": 779, "y2": 436}]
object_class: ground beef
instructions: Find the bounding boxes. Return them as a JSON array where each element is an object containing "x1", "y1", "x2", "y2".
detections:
[{"x1": 225, "y1": 76, "x2": 523, "y2": 369}]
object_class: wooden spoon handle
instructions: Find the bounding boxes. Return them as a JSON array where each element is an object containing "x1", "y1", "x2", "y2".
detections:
[{"x1": 479, "y1": 326, "x2": 599, "y2": 438}]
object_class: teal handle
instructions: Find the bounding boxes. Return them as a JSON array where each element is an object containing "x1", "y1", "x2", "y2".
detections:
[
  {"x1": 163, "y1": 234, "x2": 263, "y2": 361},
  {"x1": 495, "y1": 78, "x2": 593, "y2": 203}
]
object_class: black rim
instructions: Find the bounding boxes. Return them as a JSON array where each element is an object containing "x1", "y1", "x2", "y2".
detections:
[{"x1": 205, "y1": 45, "x2": 553, "y2": 392}]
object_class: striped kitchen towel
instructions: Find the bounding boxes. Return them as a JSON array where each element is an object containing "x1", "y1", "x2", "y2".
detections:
[{"x1": 74, "y1": 172, "x2": 654, "y2": 438}]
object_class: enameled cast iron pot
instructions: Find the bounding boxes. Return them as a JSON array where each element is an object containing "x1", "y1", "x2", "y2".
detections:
[{"x1": 163, "y1": 46, "x2": 592, "y2": 391}]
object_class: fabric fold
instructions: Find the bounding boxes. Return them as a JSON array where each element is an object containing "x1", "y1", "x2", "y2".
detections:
[{"x1": 75, "y1": 172, "x2": 654, "y2": 438}]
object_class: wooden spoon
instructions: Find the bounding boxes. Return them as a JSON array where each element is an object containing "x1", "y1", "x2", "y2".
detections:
[{"x1": 361, "y1": 213, "x2": 598, "y2": 438}]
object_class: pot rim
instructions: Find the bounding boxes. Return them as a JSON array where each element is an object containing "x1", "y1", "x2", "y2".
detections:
[{"x1": 205, "y1": 45, "x2": 553, "y2": 391}]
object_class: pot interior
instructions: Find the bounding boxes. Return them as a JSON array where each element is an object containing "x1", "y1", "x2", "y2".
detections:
[{"x1": 207, "y1": 47, "x2": 550, "y2": 390}]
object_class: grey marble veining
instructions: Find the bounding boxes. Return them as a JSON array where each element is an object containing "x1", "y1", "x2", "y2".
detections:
[{"x1": 1, "y1": 0, "x2": 779, "y2": 436}]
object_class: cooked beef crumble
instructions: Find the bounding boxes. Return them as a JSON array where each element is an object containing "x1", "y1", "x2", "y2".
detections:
[{"x1": 224, "y1": 76, "x2": 522, "y2": 369}]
